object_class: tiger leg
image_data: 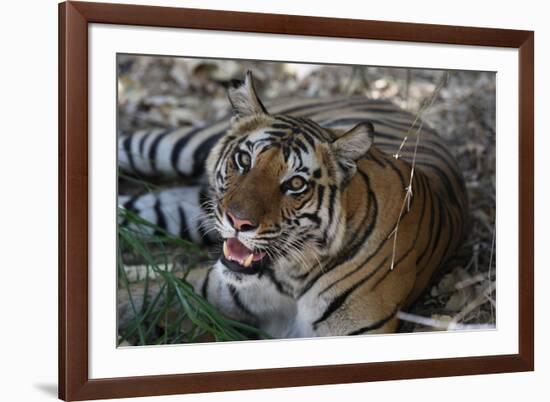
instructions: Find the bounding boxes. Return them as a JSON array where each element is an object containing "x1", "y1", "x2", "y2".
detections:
[
  {"x1": 186, "y1": 262, "x2": 297, "y2": 336},
  {"x1": 304, "y1": 252, "x2": 417, "y2": 337},
  {"x1": 118, "y1": 262, "x2": 262, "y2": 331},
  {"x1": 119, "y1": 185, "x2": 219, "y2": 244},
  {"x1": 184, "y1": 264, "x2": 259, "y2": 325}
]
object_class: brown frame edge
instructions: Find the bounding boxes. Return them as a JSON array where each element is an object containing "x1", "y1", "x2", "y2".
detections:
[{"x1": 58, "y1": 1, "x2": 534, "y2": 400}]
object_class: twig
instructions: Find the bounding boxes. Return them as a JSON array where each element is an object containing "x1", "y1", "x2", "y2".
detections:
[
  {"x1": 397, "y1": 311, "x2": 495, "y2": 331},
  {"x1": 388, "y1": 73, "x2": 449, "y2": 270},
  {"x1": 450, "y1": 281, "x2": 496, "y2": 325},
  {"x1": 455, "y1": 273, "x2": 486, "y2": 290},
  {"x1": 393, "y1": 136, "x2": 408, "y2": 159}
]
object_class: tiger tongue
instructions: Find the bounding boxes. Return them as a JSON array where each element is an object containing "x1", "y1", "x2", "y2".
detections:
[
  {"x1": 226, "y1": 238, "x2": 253, "y2": 261},
  {"x1": 224, "y1": 238, "x2": 267, "y2": 267}
]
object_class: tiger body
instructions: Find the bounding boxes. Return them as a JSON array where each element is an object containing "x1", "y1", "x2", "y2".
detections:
[{"x1": 120, "y1": 72, "x2": 468, "y2": 337}]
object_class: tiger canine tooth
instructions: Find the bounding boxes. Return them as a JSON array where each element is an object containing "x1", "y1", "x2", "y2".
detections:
[
  {"x1": 243, "y1": 254, "x2": 254, "y2": 268},
  {"x1": 223, "y1": 241, "x2": 229, "y2": 259}
]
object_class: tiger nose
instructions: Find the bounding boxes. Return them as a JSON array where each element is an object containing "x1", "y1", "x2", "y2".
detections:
[{"x1": 226, "y1": 210, "x2": 257, "y2": 232}]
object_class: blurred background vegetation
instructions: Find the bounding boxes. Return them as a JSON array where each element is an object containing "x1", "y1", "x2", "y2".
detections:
[{"x1": 117, "y1": 55, "x2": 496, "y2": 346}]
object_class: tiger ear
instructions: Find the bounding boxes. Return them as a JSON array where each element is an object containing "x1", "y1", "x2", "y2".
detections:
[
  {"x1": 227, "y1": 70, "x2": 269, "y2": 118},
  {"x1": 332, "y1": 122, "x2": 374, "y2": 163},
  {"x1": 331, "y1": 122, "x2": 374, "y2": 182}
]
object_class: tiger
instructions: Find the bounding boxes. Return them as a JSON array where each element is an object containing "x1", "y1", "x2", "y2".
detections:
[{"x1": 119, "y1": 71, "x2": 468, "y2": 337}]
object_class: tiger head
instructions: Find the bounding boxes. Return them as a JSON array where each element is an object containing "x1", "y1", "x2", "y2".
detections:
[{"x1": 205, "y1": 71, "x2": 374, "y2": 278}]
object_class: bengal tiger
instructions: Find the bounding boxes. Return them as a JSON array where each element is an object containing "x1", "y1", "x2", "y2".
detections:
[{"x1": 119, "y1": 71, "x2": 468, "y2": 337}]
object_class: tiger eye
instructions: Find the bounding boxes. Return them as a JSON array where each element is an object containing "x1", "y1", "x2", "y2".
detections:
[
  {"x1": 287, "y1": 176, "x2": 307, "y2": 193},
  {"x1": 235, "y1": 150, "x2": 251, "y2": 171}
]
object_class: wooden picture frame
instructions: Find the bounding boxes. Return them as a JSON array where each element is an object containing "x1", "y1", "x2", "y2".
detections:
[{"x1": 59, "y1": 1, "x2": 534, "y2": 400}]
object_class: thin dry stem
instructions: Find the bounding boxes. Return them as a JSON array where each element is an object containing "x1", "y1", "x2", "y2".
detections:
[
  {"x1": 393, "y1": 136, "x2": 408, "y2": 159},
  {"x1": 450, "y1": 281, "x2": 496, "y2": 325},
  {"x1": 397, "y1": 311, "x2": 494, "y2": 331},
  {"x1": 454, "y1": 273, "x2": 486, "y2": 290},
  {"x1": 387, "y1": 73, "x2": 449, "y2": 270}
]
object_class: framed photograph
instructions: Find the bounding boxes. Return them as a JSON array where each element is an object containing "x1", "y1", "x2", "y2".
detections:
[{"x1": 59, "y1": 1, "x2": 534, "y2": 400}]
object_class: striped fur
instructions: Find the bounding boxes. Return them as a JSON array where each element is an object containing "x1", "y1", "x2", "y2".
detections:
[
  {"x1": 118, "y1": 96, "x2": 447, "y2": 181},
  {"x1": 120, "y1": 72, "x2": 468, "y2": 337},
  {"x1": 119, "y1": 186, "x2": 217, "y2": 244}
]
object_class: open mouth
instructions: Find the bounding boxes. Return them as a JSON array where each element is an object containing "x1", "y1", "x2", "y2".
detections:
[{"x1": 221, "y1": 237, "x2": 268, "y2": 274}]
